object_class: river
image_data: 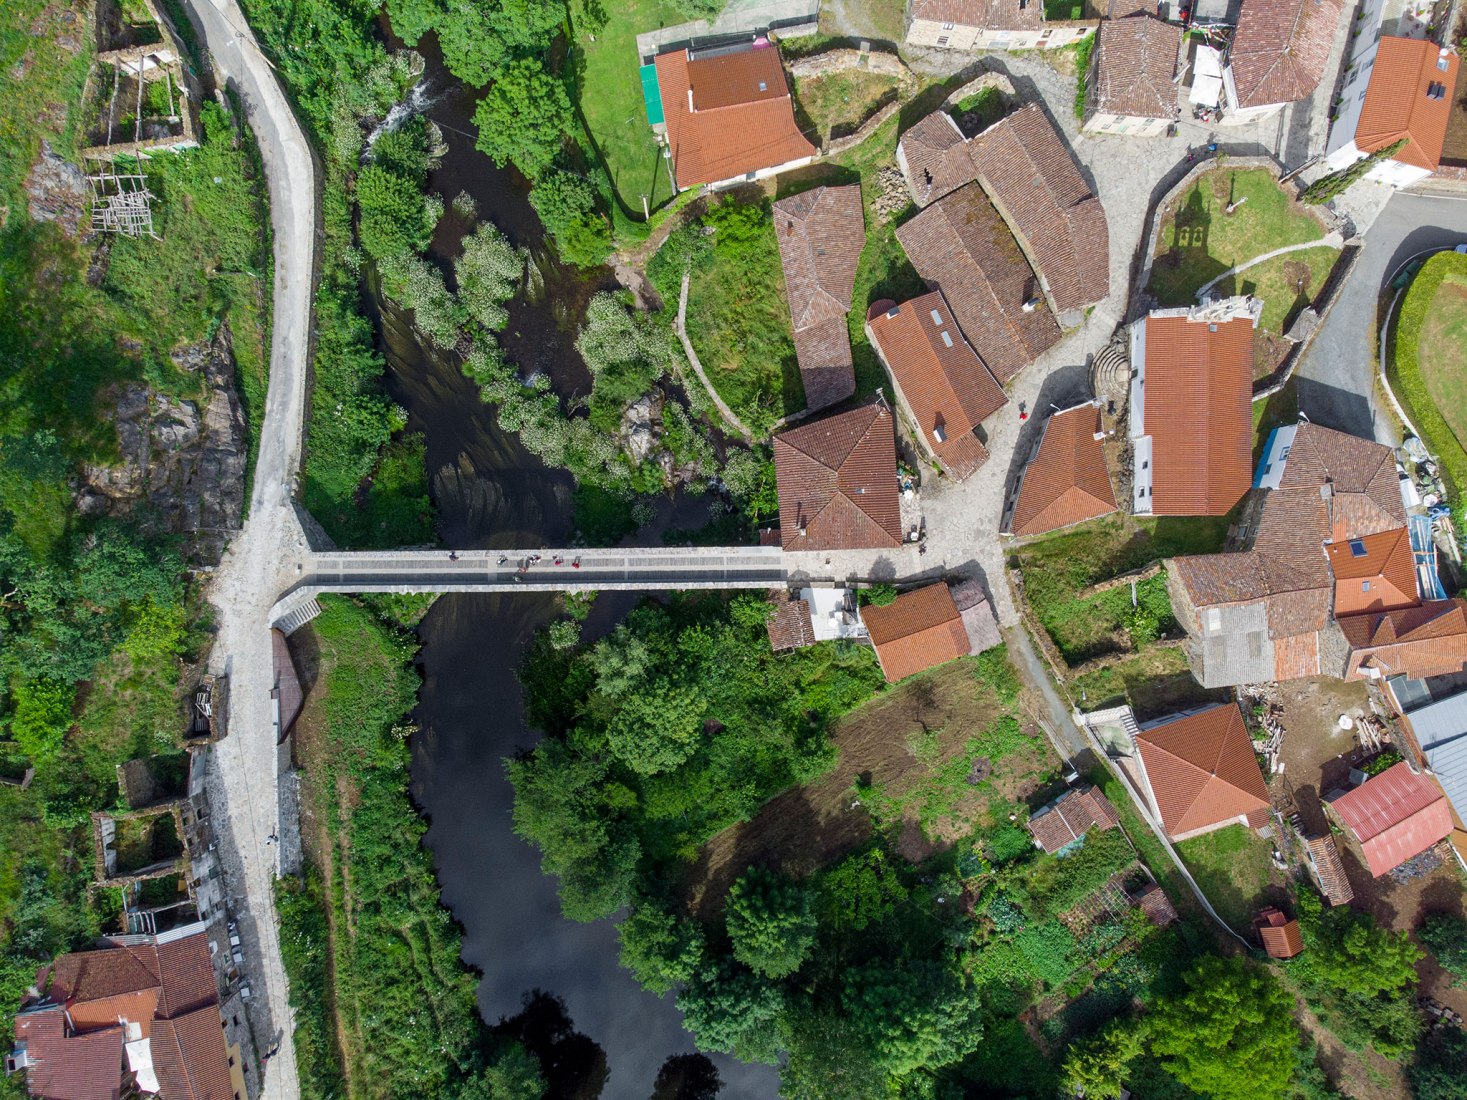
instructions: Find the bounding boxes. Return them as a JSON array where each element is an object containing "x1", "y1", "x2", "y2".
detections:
[{"x1": 369, "y1": 30, "x2": 779, "y2": 1100}]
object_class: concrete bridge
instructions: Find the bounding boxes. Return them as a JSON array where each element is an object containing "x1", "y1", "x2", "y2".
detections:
[{"x1": 269, "y1": 546, "x2": 796, "y2": 632}]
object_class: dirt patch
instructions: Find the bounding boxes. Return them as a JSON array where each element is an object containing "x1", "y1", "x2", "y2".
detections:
[{"x1": 685, "y1": 659, "x2": 1059, "y2": 913}]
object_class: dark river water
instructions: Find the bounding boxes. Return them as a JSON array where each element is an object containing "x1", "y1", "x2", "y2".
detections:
[{"x1": 368, "y1": 29, "x2": 780, "y2": 1100}]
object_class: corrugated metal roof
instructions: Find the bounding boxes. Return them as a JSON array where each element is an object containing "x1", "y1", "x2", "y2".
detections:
[
  {"x1": 1403, "y1": 688, "x2": 1467, "y2": 828},
  {"x1": 1329, "y1": 761, "x2": 1453, "y2": 876}
]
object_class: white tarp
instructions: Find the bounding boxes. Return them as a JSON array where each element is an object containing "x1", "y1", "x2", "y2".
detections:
[
  {"x1": 1191, "y1": 45, "x2": 1224, "y2": 106},
  {"x1": 126, "y1": 1038, "x2": 161, "y2": 1094}
]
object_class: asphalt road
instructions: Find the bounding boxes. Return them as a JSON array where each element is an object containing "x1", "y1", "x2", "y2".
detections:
[{"x1": 1295, "y1": 192, "x2": 1467, "y2": 445}]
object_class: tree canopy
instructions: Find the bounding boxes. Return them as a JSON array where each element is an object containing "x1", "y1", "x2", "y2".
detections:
[{"x1": 726, "y1": 867, "x2": 817, "y2": 980}]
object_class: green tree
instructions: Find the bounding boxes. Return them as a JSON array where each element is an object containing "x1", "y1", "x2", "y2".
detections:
[
  {"x1": 1063, "y1": 1019, "x2": 1147, "y2": 1100},
  {"x1": 818, "y1": 848, "x2": 907, "y2": 932},
  {"x1": 8, "y1": 678, "x2": 74, "y2": 763},
  {"x1": 676, "y1": 958, "x2": 786, "y2": 1064},
  {"x1": 616, "y1": 904, "x2": 704, "y2": 995},
  {"x1": 459, "y1": 1040, "x2": 545, "y2": 1100},
  {"x1": 841, "y1": 958, "x2": 985, "y2": 1078},
  {"x1": 860, "y1": 583, "x2": 898, "y2": 607},
  {"x1": 1148, "y1": 955, "x2": 1297, "y2": 1100},
  {"x1": 472, "y1": 60, "x2": 571, "y2": 180},
  {"x1": 455, "y1": 221, "x2": 523, "y2": 333},
  {"x1": 528, "y1": 168, "x2": 611, "y2": 269},
  {"x1": 356, "y1": 165, "x2": 436, "y2": 260},
  {"x1": 587, "y1": 623, "x2": 651, "y2": 696},
  {"x1": 726, "y1": 867, "x2": 816, "y2": 980},
  {"x1": 1309, "y1": 905, "x2": 1421, "y2": 997},
  {"x1": 1419, "y1": 912, "x2": 1467, "y2": 987},
  {"x1": 1409, "y1": 1024, "x2": 1467, "y2": 1100},
  {"x1": 604, "y1": 680, "x2": 707, "y2": 775}
]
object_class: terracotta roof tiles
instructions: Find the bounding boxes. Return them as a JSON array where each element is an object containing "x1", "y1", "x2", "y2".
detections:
[
  {"x1": 766, "y1": 592, "x2": 817, "y2": 652},
  {"x1": 1340, "y1": 598, "x2": 1467, "y2": 680},
  {"x1": 150, "y1": 1005, "x2": 236, "y2": 1100},
  {"x1": 1136, "y1": 703, "x2": 1271, "y2": 839},
  {"x1": 1131, "y1": 882, "x2": 1179, "y2": 926},
  {"x1": 968, "y1": 105, "x2": 1110, "y2": 315},
  {"x1": 773, "y1": 185, "x2": 865, "y2": 410},
  {"x1": 910, "y1": 0, "x2": 1043, "y2": 31},
  {"x1": 897, "y1": 111, "x2": 973, "y2": 207},
  {"x1": 773, "y1": 400, "x2": 902, "y2": 550},
  {"x1": 1254, "y1": 907, "x2": 1305, "y2": 958},
  {"x1": 1007, "y1": 402, "x2": 1117, "y2": 536},
  {"x1": 1305, "y1": 831, "x2": 1355, "y2": 904},
  {"x1": 1137, "y1": 313, "x2": 1254, "y2": 516},
  {"x1": 12, "y1": 1010, "x2": 124, "y2": 1100},
  {"x1": 1228, "y1": 0, "x2": 1345, "y2": 109},
  {"x1": 897, "y1": 183, "x2": 1061, "y2": 383},
  {"x1": 654, "y1": 45, "x2": 815, "y2": 189},
  {"x1": 1329, "y1": 761, "x2": 1453, "y2": 875},
  {"x1": 866, "y1": 291, "x2": 1007, "y2": 480},
  {"x1": 1092, "y1": 15, "x2": 1182, "y2": 121},
  {"x1": 1354, "y1": 36, "x2": 1460, "y2": 172},
  {"x1": 861, "y1": 583, "x2": 973, "y2": 682},
  {"x1": 1328, "y1": 527, "x2": 1418, "y2": 615},
  {"x1": 1027, "y1": 786, "x2": 1122, "y2": 853}
]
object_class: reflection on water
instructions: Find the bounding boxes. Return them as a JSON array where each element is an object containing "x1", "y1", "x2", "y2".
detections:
[{"x1": 370, "y1": 26, "x2": 779, "y2": 1100}]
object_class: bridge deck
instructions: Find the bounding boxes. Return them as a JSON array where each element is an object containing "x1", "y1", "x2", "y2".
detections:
[{"x1": 270, "y1": 547, "x2": 793, "y2": 628}]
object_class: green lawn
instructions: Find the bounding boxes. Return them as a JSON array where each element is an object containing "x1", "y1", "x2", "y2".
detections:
[
  {"x1": 1176, "y1": 824, "x2": 1288, "y2": 933},
  {"x1": 0, "y1": 1, "x2": 94, "y2": 207},
  {"x1": 1147, "y1": 168, "x2": 1328, "y2": 314},
  {"x1": 1070, "y1": 645, "x2": 1224, "y2": 719},
  {"x1": 1212, "y1": 247, "x2": 1339, "y2": 335},
  {"x1": 1391, "y1": 250, "x2": 1467, "y2": 503},
  {"x1": 572, "y1": 0, "x2": 685, "y2": 217},
  {"x1": 819, "y1": 0, "x2": 907, "y2": 42}
]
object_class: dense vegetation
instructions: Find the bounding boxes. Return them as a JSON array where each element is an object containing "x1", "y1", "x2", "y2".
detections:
[
  {"x1": 0, "y1": 0, "x2": 270, "y2": 1063},
  {"x1": 276, "y1": 596, "x2": 540, "y2": 1100}
]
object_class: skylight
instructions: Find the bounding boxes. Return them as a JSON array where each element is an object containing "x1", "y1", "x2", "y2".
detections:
[{"x1": 1349, "y1": 539, "x2": 1367, "y2": 557}]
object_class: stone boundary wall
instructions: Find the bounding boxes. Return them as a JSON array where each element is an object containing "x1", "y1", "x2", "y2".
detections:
[
  {"x1": 1253, "y1": 240, "x2": 1364, "y2": 401},
  {"x1": 788, "y1": 48, "x2": 910, "y2": 79}
]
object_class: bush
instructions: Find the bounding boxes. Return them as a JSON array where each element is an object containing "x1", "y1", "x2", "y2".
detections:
[
  {"x1": 859, "y1": 584, "x2": 898, "y2": 607},
  {"x1": 1073, "y1": 34, "x2": 1096, "y2": 120},
  {"x1": 1390, "y1": 250, "x2": 1467, "y2": 505},
  {"x1": 1301, "y1": 140, "x2": 1406, "y2": 204},
  {"x1": 1420, "y1": 912, "x2": 1467, "y2": 987},
  {"x1": 1410, "y1": 1025, "x2": 1467, "y2": 1100},
  {"x1": 356, "y1": 165, "x2": 437, "y2": 260},
  {"x1": 454, "y1": 222, "x2": 523, "y2": 333}
]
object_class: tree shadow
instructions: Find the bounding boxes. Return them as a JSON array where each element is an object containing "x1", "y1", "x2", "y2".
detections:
[
  {"x1": 492, "y1": 990, "x2": 609, "y2": 1100},
  {"x1": 650, "y1": 1053, "x2": 722, "y2": 1100}
]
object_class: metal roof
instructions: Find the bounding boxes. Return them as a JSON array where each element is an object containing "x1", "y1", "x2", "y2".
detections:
[{"x1": 1404, "y1": 688, "x2": 1467, "y2": 822}]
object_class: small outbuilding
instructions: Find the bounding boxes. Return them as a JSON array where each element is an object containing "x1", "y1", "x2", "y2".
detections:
[
  {"x1": 1027, "y1": 785, "x2": 1121, "y2": 854},
  {"x1": 861, "y1": 581, "x2": 1000, "y2": 683},
  {"x1": 1253, "y1": 907, "x2": 1304, "y2": 959},
  {"x1": 1085, "y1": 14, "x2": 1181, "y2": 136},
  {"x1": 1326, "y1": 760, "x2": 1453, "y2": 877}
]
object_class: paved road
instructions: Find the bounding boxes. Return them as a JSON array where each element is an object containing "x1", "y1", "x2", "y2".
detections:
[
  {"x1": 181, "y1": 0, "x2": 316, "y2": 1097},
  {"x1": 1295, "y1": 192, "x2": 1467, "y2": 444}
]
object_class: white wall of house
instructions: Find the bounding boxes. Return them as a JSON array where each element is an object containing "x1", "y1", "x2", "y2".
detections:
[
  {"x1": 907, "y1": 18, "x2": 1095, "y2": 51},
  {"x1": 1326, "y1": 0, "x2": 1388, "y2": 160},
  {"x1": 705, "y1": 153, "x2": 816, "y2": 192},
  {"x1": 1084, "y1": 113, "x2": 1172, "y2": 136},
  {"x1": 1366, "y1": 155, "x2": 1433, "y2": 187}
]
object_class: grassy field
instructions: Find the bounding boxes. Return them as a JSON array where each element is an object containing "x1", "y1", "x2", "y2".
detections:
[
  {"x1": 572, "y1": 0, "x2": 685, "y2": 217},
  {"x1": 1391, "y1": 250, "x2": 1467, "y2": 504},
  {"x1": 1148, "y1": 167, "x2": 1328, "y2": 313},
  {"x1": 793, "y1": 69, "x2": 901, "y2": 143},
  {"x1": 1213, "y1": 247, "x2": 1339, "y2": 336},
  {"x1": 818, "y1": 0, "x2": 907, "y2": 42},
  {"x1": 0, "y1": 1, "x2": 93, "y2": 208},
  {"x1": 682, "y1": 195, "x2": 805, "y2": 429},
  {"x1": 1176, "y1": 823, "x2": 1289, "y2": 933}
]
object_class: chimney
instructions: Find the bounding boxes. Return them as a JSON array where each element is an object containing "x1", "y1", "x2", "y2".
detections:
[{"x1": 687, "y1": 89, "x2": 694, "y2": 111}]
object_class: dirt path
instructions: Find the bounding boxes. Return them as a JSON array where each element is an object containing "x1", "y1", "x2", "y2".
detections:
[{"x1": 180, "y1": 0, "x2": 320, "y2": 1097}]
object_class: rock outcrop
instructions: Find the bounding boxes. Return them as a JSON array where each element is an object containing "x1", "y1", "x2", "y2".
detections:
[{"x1": 78, "y1": 328, "x2": 248, "y2": 562}]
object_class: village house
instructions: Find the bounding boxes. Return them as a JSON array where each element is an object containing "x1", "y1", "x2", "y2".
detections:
[
  {"x1": 1026, "y1": 785, "x2": 1121, "y2": 853},
  {"x1": 7, "y1": 923, "x2": 245, "y2": 1100},
  {"x1": 860, "y1": 579, "x2": 1001, "y2": 682},
  {"x1": 1166, "y1": 421, "x2": 1443, "y2": 687},
  {"x1": 904, "y1": 0, "x2": 1097, "y2": 52},
  {"x1": 772, "y1": 398, "x2": 903, "y2": 550},
  {"x1": 865, "y1": 291, "x2": 1009, "y2": 480},
  {"x1": 1130, "y1": 702, "x2": 1272, "y2": 841},
  {"x1": 771, "y1": 185, "x2": 865, "y2": 410},
  {"x1": 1128, "y1": 300, "x2": 1257, "y2": 518},
  {"x1": 896, "y1": 184, "x2": 1061, "y2": 384},
  {"x1": 765, "y1": 587, "x2": 866, "y2": 652},
  {"x1": 1324, "y1": 36, "x2": 1461, "y2": 189},
  {"x1": 1325, "y1": 760, "x2": 1455, "y2": 876},
  {"x1": 1002, "y1": 400, "x2": 1118, "y2": 537},
  {"x1": 1223, "y1": 0, "x2": 1346, "y2": 119},
  {"x1": 896, "y1": 104, "x2": 1110, "y2": 322},
  {"x1": 1084, "y1": 13, "x2": 1182, "y2": 136},
  {"x1": 649, "y1": 41, "x2": 816, "y2": 191}
]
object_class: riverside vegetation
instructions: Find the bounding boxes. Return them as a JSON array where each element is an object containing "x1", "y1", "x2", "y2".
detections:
[{"x1": 507, "y1": 594, "x2": 1357, "y2": 1097}]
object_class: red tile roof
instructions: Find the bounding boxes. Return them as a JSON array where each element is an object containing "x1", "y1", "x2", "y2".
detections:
[
  {"x1": 861, "y1": 583, "x2": 971, "y2": 682},
  {"x1": 1254, "y1": 907, "x2": 1305, "y2": 958},
  {"x1": 1092, "y1": 16, "x2": 1182, "y2": 121},
  {"x1": 150, "y1": 1005, "x2": 235, "y2": 1100},
  {"x1": 910, "y1": 0, "x2": 1043, "y2": 31},
  {"x1": 1354, "y1": 37, "x2": 1460, "y2": 172},
  {"x1": 1228, "y1": 0, "x2": 1345, "y2": 109},
  {"x1": 967, "y1": 105, "x2": 1110, "y2": 315},
  {"x1": 1328, "y1": 527, "x2": 1418, "y2": 616},
  {"x1": 1304, "y1": 831, "x2": 1355, "y2": 904},
  {"x1": 1340, "y1": 598, "x2": 1467, "y2": 680},
  {"x1": 1137, "y1": 313, "x2": 1254, "y2": 516},
  {"x1": 12, "y1": 1008, "x2": 123, "y2": 1100},
  {"x1": 1008, "y1": 402, "x2": 1117, "y2": 536},
  {"x1": 1131, "y1": 882, "x2": 1179, "y2": 926},
  {"x1": 1278, "y1": 424, "x2": 1405, "y2": 538},
  {"x1": 1329, "y1": 761, "x2": 1453, "y2": 876},
  {"x1": 654, "y1": 45, "x2": 816, "y2": 189},
  {"x1": 773, "y1": 185, "x2": 865, "y2": 410},
  {"x1": 766, "y1": 591, "x2": 817, "y2": 651},
  {"x1": 866, "y1": 292, "x2": 1007, "y2": 480},
  {"x1": 897, "y1": 110, "x2": 973, "y2": 207},
  {"x1": 1136, "y1": 703, "x2": 1271, "y2": 839},
  {"x1": 773, "y1": 400, "x2": 902, "y2": 550},
  {"x1": 896, "y1": 183, "x2": 1061, "y2": 383},
  {"x1": 1027, "y1": 786, "x2": 1122, "y2": 853}
]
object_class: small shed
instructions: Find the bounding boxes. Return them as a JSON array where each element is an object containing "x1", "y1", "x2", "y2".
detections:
[{"x1": 1253, "y1": 907, "x2": 1304, "y2": 959}]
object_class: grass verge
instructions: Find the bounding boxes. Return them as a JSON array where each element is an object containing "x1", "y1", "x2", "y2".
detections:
[{"x1": 1390, "y1": 250, "x2": 1467, "y2": 502}]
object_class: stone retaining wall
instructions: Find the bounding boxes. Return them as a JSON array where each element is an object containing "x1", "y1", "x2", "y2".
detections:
[
  {"x1": 1253, "y1": 240, "x2": 1364, "y2": 401},
  {"x1": 788, "y1": 48, "x2": 910, "y2": 80}
]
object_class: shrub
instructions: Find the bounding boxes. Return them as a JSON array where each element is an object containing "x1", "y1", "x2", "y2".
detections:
[
  {"x1": 1302, "y1": 140, "x2": 1407, "y2": 204},
  {"x1": 356, "y1": 165, "x2": 436, "y2": 260},
  {"x1": 1420, "y1": 912, "x2": 1467, "y2": 987},
  {"x1": 860, "y1": 584, "x2": 898, "y2": 607},
  {"x1": 454, "y1": 221, "x2": 523, "y2": 333},
  {"x1": 726, "y1": 866, "x2": 817, "y2": 980},
  {"x1": 1073, "y1": 34, "x2": 1096, "y2": 120}
]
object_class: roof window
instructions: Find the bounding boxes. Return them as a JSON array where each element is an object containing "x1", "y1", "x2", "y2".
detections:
[
  {"x1": 1362, "y1": 581, "x2": 1371, "y2": 591},
  {"x1": 940, "y1": 331, "x2": 953, "y2": 347},
  {"x1": 1349, "y1": 538, "x2": 1367, "y2": 557},
  {"x1": 758, "y1": 81, "x2": 767, "y2": 92},
  {"x1": 930, "y1": 309, "x2": 944, "y2": 326}
]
